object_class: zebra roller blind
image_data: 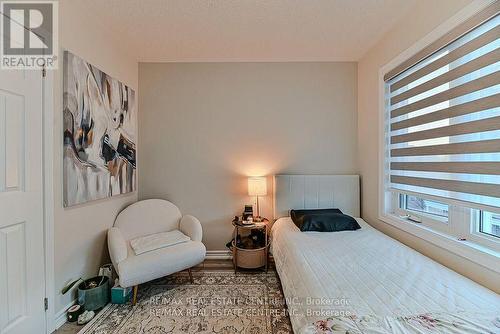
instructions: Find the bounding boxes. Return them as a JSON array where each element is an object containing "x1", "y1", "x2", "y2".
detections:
[{"x1": 385, "y1": 2, "x2": 500, "y2": 208}]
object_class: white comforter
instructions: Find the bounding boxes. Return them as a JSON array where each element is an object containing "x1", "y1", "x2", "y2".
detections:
[{"x1": 271, "y1": 217, "x2": 500, "y2": 334}]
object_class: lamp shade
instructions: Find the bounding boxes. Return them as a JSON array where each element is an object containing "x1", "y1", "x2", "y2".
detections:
[{"x1": 248, "y1": 177, "x2": 267, "y2": 196}]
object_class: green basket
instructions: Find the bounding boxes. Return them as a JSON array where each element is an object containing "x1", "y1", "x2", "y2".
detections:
[{"x1": 78, "y1": 276, "x2": 110, "y2": 311}]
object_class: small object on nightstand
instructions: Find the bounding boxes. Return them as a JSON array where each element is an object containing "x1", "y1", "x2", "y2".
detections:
[{"x1": 242, "y1": 205, "x2": 253, "y2": 220}]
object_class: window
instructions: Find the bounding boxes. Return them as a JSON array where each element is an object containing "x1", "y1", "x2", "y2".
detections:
[
  {"x1": 400, "y1": 194, "x2": 449, "y2": 219},
  {"x1": 381, "y1": 3, "x2": 500, "y2": 256},
  {"x1": 480, "y1": 210, "x2": 500, "y2": 238}
]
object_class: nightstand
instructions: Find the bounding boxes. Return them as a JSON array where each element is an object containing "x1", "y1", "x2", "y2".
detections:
[{"x1": 231, "y1": 219, "x2": 270, "y2": 272}]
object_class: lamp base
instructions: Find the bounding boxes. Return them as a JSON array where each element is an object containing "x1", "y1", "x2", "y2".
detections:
[{"x1": 255, "y1": 195, "x2": 260, "y2": 219}]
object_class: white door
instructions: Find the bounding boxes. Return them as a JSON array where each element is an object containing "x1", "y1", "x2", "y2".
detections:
[{"x1": 0, "y1": 26, "x2": 46, "y2": 334}]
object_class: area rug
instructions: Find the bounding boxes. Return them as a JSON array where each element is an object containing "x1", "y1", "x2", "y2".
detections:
[{"x1": 78, "y1": 270, "x2": 292, "y2": 334}]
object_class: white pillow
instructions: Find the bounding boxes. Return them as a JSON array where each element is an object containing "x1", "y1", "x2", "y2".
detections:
[{"x1": 130, "y1": 230, "x2": 190, "y2": 255}]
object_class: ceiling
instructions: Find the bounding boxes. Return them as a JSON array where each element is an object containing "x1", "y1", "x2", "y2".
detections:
[{"x1": 79, "y1": 0, "x2": 418, "y2": 62}]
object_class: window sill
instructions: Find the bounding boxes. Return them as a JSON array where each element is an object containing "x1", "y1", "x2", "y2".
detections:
[{"x1": 378, "y1": 213, "x2": 500, "y2": 274}]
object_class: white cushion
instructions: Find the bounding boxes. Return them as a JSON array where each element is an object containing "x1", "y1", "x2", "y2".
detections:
[
  {"x1": 130, "y1": 230, "x2": 190, "y2": 255},
  {"x1": 118, "y1": 240, "x2": 206, "y2": 288},
  {"x1": 114, "y1": 199, "x2": 182, "y2": 240}
]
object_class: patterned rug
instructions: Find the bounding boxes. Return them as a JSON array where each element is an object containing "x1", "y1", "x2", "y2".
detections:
[{"x1": 78, "y1": 271, "x2": 292, "y2": 334}]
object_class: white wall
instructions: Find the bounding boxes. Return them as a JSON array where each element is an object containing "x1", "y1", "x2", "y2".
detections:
[
  {"x1": 357, "y1": 0, "x2": 500, "y2": 293},
  {"x1": 139, "y1": 62, "x2": 358, "y2": 250},
  {"x1": 52, "y1": 1, "x2": 138, "y2": 318}
]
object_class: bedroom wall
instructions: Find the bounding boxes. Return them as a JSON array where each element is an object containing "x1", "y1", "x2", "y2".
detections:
[
  {"x1": 52, "y1": 1, "x2": 138, "y2": 321},
  {"x1": 139, "y1": 62, "x2": 358, "y2": 251},
  {"x1": 357, "y1": 0, "x2": 500, "y2": 293}
]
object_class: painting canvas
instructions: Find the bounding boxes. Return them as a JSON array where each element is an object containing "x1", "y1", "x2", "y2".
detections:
[{"x1": 63, "y1": 51, "x2": 136, "y2": 207}]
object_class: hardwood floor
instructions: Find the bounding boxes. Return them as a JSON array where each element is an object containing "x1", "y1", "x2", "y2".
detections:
[{"x1": 53, "y1": 259, "x2": 275, "y2": 334}]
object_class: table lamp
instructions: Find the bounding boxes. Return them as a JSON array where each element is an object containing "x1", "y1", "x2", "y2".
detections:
[{"x1": 248, "y1": 176, "x2": 267, "y2": 218}]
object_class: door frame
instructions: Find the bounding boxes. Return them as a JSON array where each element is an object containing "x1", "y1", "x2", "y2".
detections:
[{"x1": 43, "y1": 69, "x2": 55, "y2": 333}]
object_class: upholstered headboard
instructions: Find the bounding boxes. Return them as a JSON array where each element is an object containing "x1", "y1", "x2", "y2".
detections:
[{"x1": 273, "y1": 175, "x2": 360, "y2": 219}]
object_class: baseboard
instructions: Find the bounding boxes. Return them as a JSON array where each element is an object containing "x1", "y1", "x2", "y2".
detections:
[
  {"x1": 54, "y1": 299, "x2": 76, "y2": 330},
  {"x1": 205, "y1": 250, "x2": 232, "y2": 260}
]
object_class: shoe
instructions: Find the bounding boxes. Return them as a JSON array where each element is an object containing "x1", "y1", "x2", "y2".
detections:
[{"x1": 77, "y1": 310, "x2": 95, "y2": 325}]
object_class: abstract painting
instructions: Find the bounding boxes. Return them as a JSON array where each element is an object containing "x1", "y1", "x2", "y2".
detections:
[{"x1": 63, "y1": 51, "x2": 136, "y2": 207}]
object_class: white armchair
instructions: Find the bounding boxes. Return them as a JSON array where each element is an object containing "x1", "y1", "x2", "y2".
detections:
[{"x1": 108, "y1": 199, "x2": 206, "y2": 304}]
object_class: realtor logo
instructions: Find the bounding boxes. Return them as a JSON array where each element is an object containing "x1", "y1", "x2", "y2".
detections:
[{"x1": 1, "y1": 1, "x2": 58, "y2": 69}]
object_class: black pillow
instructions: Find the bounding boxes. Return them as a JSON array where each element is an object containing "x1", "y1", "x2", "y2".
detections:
[
  {"x1": 290, "y1": 208, "x2": 343, "y2": 224},
  {"x1": 291, "y1": 211, "x2": 361, "y2": 232}
]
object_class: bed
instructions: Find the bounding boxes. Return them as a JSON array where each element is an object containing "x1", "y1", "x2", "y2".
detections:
[{"x1": 271, "y1": 175, "x2": 500, "y2": 334}]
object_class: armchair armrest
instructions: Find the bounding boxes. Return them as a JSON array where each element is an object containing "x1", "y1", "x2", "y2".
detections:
[
  {"x1": 108, "y1": 227, "x2": 128, "y2": 271},
  {"x1": 179, "y1": 215, "x2": 203, "y2": 242}
]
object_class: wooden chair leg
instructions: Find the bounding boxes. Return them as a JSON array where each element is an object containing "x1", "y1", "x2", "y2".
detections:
[
  {"x1": 188, "y1": 268, "x2": 194, "y2": 283},
  {"x1": 132, "y1": 285, "x2": 138, "y2": 306}
]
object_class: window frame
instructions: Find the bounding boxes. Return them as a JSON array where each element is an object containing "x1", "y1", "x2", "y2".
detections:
[
  {"x1": 469, "y1": 209, "x2": 500, "y2": 251},
  {"x1": 393, "y1": 193, "x2": 450, "y2": 234},
  {"x1": 400, "y1": 194, "x2": 449, "y2": 220},
  {"x1": 478, "y1": 210, "x2": 500, "y2": 239},
  {"x1": 377, "y1": 1, "x2": 500, "y2": 272}
]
